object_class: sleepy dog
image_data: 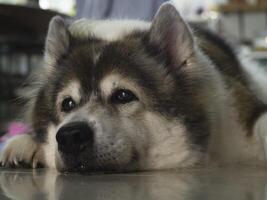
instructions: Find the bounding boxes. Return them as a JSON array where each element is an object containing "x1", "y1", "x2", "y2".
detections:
[{"x1": 1, "y1": 3, "x2": 267, "y2": 172}]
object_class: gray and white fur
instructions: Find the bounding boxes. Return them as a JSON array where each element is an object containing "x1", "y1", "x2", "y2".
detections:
[{"x1": 1, "y1": 3, "x2": 267, "y2": 172}]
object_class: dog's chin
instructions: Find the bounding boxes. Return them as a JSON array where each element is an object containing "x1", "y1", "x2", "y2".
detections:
[
  {"x1": 57, "y1": 164, "x2": 134, "y2": 174},
  {"x1": 56, "y1": 162, "x2": 137, "y2": 174},
  {"x1": 55, "y1": 152, "x2": 138, "y2": 174}
]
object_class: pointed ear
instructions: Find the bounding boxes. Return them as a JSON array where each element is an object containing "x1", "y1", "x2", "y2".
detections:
[
  {"x1": 45, "y1": 16, "x2": 69, "y2": 66},
  {"x1": 149, "y1": 3, "x2": 194, "y2": 68}
]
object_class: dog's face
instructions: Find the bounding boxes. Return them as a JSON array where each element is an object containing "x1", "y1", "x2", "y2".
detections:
[{"x1": 31, "y1": 4, "x2": 210, "y2": 172}]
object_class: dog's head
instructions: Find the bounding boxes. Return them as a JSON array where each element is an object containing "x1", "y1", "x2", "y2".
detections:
[{"x1": 30, "y1": 3, "x2": 211, "y2": 172}]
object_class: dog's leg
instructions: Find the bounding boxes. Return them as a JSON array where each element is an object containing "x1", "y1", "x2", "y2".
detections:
[{"x1": 0, "y1": 134, "x2": 44, "y2": 168}]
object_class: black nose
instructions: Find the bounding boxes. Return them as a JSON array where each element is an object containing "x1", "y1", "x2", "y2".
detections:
[{"x1": 56, "y1": 122, "x2": 94, "y2": 154}]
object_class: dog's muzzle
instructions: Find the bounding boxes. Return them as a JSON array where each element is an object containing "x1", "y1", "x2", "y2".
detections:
[{"x1": 56, "y1": 122, "x2": 94, "y2": 155}]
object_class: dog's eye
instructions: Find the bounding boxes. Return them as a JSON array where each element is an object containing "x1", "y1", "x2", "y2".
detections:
[
  {"x1": 61, "y1": 97, "x2": 76, "y2": 112},
  {"x1": 110, "y1": 89, "x2": 138, "y2": 104}
]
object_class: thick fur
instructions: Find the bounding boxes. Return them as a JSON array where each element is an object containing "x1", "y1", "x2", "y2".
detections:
[{"x1": 1, "y1": 3, "x2": 267, "y2": 172}]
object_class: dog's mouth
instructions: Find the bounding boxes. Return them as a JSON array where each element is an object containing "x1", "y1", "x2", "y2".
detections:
[
  {"x1": 56, "y1": 147, "x2": 139, "y2": 173},
  {"x1": 57, "y1": 158, "x2": 135, "y2": 174},
  {"x1": 58, "y1": 162, "x2": 130, "y2": 174}
]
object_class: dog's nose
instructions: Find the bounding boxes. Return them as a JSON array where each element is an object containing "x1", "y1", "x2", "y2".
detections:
[{"x1": 56, "y1": 122, "x2": 94, "y2": 154}]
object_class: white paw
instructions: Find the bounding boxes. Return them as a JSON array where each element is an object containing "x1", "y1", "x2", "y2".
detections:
[{"x1": 0, "y1": 134, "x2": 43, "y2": 168}]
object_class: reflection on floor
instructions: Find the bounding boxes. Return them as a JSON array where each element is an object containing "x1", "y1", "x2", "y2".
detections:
[{"x1": 0, "y1": 167, "x2": 266, "y2": 200}]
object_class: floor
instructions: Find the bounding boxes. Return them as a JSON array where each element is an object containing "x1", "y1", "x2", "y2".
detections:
[{"x1": 0, "y1": 167, "x2": 266, "y2": 200}]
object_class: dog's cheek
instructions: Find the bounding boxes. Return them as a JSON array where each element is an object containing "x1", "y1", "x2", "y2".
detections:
[
  {"x1": 120, "y1": 117, "x2": 149, "y2": 167},
  {"x1": 139, "y1": 111, "x2": 200, "y2": 170},
  {"x1": 117, "y1": 102, "x2": 144, "y2": 118}
]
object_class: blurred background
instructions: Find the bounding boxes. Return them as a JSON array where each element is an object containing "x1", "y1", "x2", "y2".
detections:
[{"x1": 0, "y1": 0, "x2": 267, "y2": 138}]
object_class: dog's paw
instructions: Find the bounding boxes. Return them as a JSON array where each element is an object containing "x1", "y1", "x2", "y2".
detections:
[{"x1": 0, "y1": 134, "x2": 43, "y2": 168}]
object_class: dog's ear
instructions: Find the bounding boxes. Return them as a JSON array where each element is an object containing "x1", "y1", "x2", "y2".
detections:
[
  {"x1": 149, "y1": 3, "x2": 194, "y2": 68},
  {"x1": 45, "y1": 16, "x2": 69, "y2": 67}
]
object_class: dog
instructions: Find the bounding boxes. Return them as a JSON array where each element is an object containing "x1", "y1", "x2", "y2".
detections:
[{"x1": 1, "y1": 2, "x2": 267, "y2": 172}]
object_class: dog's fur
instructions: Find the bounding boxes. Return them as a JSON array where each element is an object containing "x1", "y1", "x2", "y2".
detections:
[{"x1": 1, "y1": 3, "x2": 267, "y2": 172}]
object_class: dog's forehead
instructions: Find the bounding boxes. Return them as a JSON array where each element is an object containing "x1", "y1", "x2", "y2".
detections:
[
  {"x1": 53, "y1": 19, "x2": 169, "y2": 100},
  {"x1": 62, "y1": 41, "x2": 155, "y2": 89},
  {"x1": 69, "y1": 19, "x2": 150, "y2": 41}
]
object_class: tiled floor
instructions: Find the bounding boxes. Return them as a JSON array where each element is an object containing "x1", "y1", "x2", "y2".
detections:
[{"x1": 0, "y1": 167, "x2": 266, "y2": 200}]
